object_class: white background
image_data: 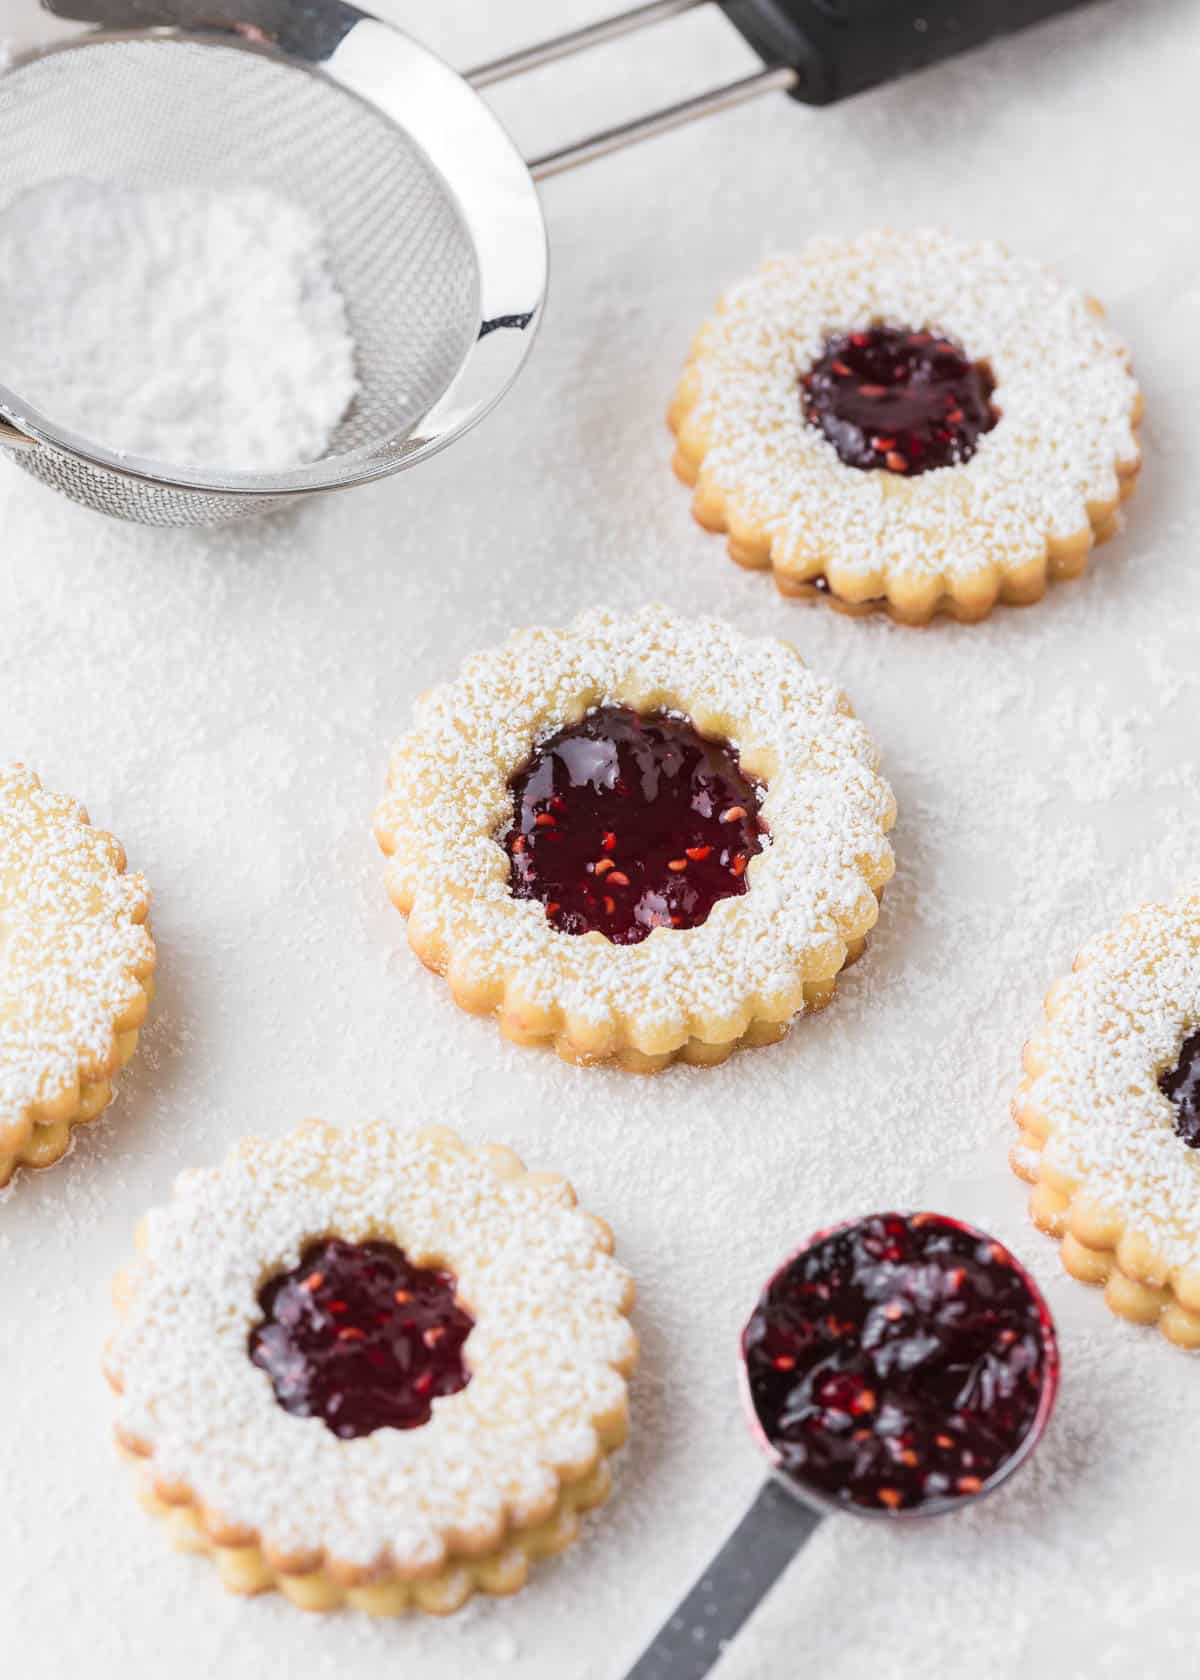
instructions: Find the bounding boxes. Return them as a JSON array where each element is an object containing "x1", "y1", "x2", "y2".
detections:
[{"x1": 3, "y1": 3, "x2": 1200, "y2": 1677}]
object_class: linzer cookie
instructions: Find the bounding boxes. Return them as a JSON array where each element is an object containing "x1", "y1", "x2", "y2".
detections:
[
  {"x1": 669, "y1": 230, "x2": 1142, "y2": 624},
  {"x1": 1012, "y1": 892, "x2": 1200, "y2": 1347},
  {"x1": 106, "y1": 1121, "x2": 636, "y2": 1614},
  {"x1": 374, "y1": 606, "x2": 896, "y2": 1073},
  {"x1": 0, "y1": 764, "x2": 155, "y2": 1190}
]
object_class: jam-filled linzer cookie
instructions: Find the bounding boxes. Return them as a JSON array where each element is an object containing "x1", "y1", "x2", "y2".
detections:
[
  {"x1": 0, "y1": 764, "x2": 155, "y2": 1190},
  {"x1": 1012, "y1": 892, "x2": 1200, "y2": 1348},
  {"x1": 106, "y1": 1121, "x2": 637, "y2": 1613},
  {"x1": 669, "y1": 230, "x2": 1143, "y2": 624},
  {"x1": 374, "y1": 607, "x2": 896, "y2": 1073}
]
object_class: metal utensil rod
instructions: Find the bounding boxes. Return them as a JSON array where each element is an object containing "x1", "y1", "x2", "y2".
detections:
[
  {"x1": 467, "y1": 0, "x2": 712, "y2": 89},
  {"x1": 529, "y1": 61, "x2": 797, "y2": 180},
  {"x1": 623, "y1": 1478, "x2": 825, "y2": 1680}
]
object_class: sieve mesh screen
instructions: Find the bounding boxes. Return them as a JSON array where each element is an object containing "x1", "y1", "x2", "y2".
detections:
[{"x1": 0, "y1": 34, "x2": 482, "y2": 519}]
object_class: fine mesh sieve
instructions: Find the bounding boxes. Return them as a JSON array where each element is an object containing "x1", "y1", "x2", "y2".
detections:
[
  {"x1": 0, "y1": 0, "x2": 1095, "y2": 527},
  {"x1": 0, "y1": 1, "x2": 548, "y2": 525}
]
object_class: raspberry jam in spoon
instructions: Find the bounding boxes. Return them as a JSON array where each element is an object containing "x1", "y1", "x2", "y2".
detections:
[
  {"x1": 742, "y1": 1212, "x2": 1054, "y2": 1514},
  {"x1": 624, "y1": 1213, "x2": 1058, "y2": 1680}
]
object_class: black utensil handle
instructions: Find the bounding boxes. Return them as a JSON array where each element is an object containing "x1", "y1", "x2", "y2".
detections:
[
  {"x1": 719, "y1": 0, "x2": 1097, "y2": 105},
  {"x1": 623, "y1": 1478, "x2": 825, "y2": 1680}
]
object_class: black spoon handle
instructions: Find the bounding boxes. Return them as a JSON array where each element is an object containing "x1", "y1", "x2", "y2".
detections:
[
  {"x1": 624, "y1": 1478, "x2": 826, "y2": 1680},
  {"x1": 720, "y1": 0, "x2": 1098, "y2": 105}
]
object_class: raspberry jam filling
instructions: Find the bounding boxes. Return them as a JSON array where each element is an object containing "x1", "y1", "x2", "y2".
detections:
[
  {"x1": 1160, "y1": 1028, "x2": 1200, "y2": 1148},
  {"x1": 249, "y1": 1238, "x2": 473, "y2": 1439},
  {"x1": 743, "y1": 1213, "x2": 1055, "y2": 1514},
  {"x1": 802, "y1": 326, "x2": 997, "y2": 476},
  {"x1": 504, "y1": 705, "x2": 764, "y2": 946}
]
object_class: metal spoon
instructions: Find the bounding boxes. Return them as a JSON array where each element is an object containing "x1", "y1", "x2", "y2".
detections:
[{"x1": 626, "y1": 1211, "x2": 1060, "y2": 1679}]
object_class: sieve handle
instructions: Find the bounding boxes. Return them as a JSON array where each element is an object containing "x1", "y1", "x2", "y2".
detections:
[
  {"x1": 482, "y1": 0, "x2": 1098, "y2": 177},
  {"x1": 621, "y1": 1478, "x2": 826, "y2": 1680},
  {"x1": 721, "y1": 0, "x2": 1099, "y2": 106}
]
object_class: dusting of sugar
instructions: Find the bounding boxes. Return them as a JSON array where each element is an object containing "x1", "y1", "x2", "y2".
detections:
[
  {"x1": 0, "y1": 178, "x2": 356, "y2": 472},
  {"x1": 376, "y1": 606, "x2": 895, "y2": 1038},
  {"x1": 0, "y1": 763, "x2": 154, "y2": 1168},
  {"x1": 1018, "y1": 891, "x2": 1200, "y2": 1269},
  {"x1": 682, "y1": 229, "x2": 1140, "y2": 587},
  {"x1": 3, "y1": 0, "x2": 1200, "y2": 1673},
  {"x1": 109, "y1": 1122, "x2": 635, "y2": 1572}
]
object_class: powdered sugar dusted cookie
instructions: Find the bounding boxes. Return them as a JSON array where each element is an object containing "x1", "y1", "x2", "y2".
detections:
[
  {"x1": 1012, "y1": 892, "x2": 1200, "y2": 1347},
  {"x1": 669, "y1": 230, "x2": 1142, "y2": 624},
  {"x1": 106, "y1": 1121, "x2": 637, "y2": 1614},
  {"x1": 0, "y1": 764, "x2": 155, "y2": 1190},
  {"x1": 374, "y1": 606, "x2": 896, "y2": 1073}
]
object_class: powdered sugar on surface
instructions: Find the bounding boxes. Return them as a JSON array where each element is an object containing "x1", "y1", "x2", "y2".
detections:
[
  {"x1": 4, "y1": 2, "x2": 1200, "y2": 1679},
  {"x1": 0, "y1": 177, "x2": 356, "y2": 472},
  {"x1": 378, "y1": 606, "x2": 893, "y2": 1035}
]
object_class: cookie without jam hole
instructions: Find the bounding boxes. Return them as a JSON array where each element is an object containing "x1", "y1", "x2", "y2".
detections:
[
  {"x1": 0, "y1": 763, "x2": 155, "y2": 1191},
  {"x1": 1012, "y1": 891, "x2": 1200, "y2": 1348},
  {"x1": 106, "y1": 1121, "x2": 637, "y2": 1614},
  {"x1": 374, "y1": 606, "x2": 896, "y2": 1073},
  {"x1": 669, "y1": 229, "x2": 1142, "y2": 624}
]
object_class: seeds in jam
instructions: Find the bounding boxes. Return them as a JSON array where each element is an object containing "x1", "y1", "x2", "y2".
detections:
[
  {"x1": 504, "y1": 705, "x2": 764, "y2": 945},
  {"x1": 1160, "y1": 1027, "x2": 1200, "y2": 1148},
  {"x1": 802, "y1": 326, "x2": 997, "y2": 476},
  {"x1": 249, "y1": 1238, "x2": 473, "y2": 1439},
  {"x1": 742, "y1": 1213, "x2": 1056, "y2": 1513}
]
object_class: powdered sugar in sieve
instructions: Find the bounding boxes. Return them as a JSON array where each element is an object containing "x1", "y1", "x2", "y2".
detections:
[{"x1": 0, "y1": 176, "x2": 358, "y2": 472}]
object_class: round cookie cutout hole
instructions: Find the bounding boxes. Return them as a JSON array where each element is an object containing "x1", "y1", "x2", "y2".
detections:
[
  {"x1": 503, "y1": 705, "x2": 765, "y2": 945},
  {"x1": 802, "y1": 326, "x2": 998, "y2": 476},
  {"x1": 249, "y1": 1238, "x2": 474, "y2": 1439}
]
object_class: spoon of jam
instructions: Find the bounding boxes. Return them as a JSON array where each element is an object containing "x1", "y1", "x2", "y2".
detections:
[{"x1": 625, "y1": 1212, "x2": 1059, "y2": 1679}]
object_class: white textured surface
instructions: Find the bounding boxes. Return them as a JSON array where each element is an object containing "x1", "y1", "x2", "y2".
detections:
[{"x1": 2, "y1": 3, "x2": 1200, "y2": 1678}]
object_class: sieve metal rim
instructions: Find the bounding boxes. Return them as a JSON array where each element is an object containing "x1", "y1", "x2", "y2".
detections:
[{"x1": 0, "y1": 9, "x2": 549, "y2": 499}]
